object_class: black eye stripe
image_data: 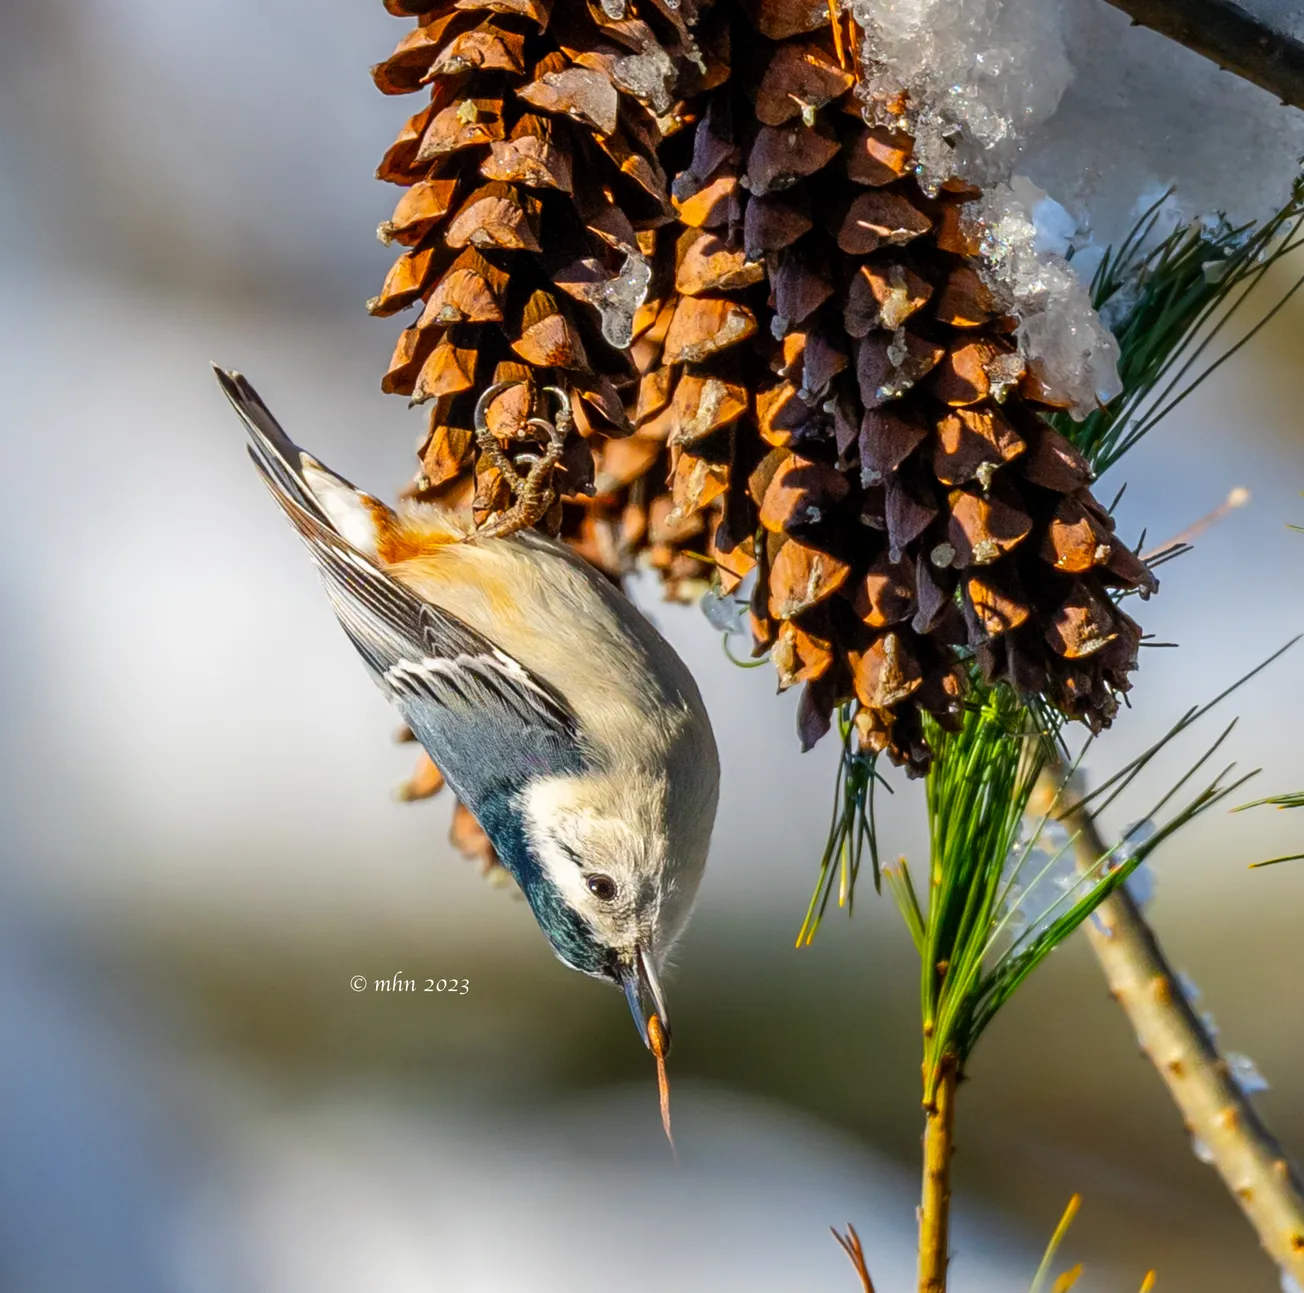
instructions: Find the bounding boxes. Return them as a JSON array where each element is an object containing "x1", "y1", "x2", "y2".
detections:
[{"x1": 557, "y1": 841, "x2": 583, "y2": 866}]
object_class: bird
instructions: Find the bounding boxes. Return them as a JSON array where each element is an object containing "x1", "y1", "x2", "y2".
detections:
[{"x1": 216, "y1": 367, "x2": 720, "y2": 1056}]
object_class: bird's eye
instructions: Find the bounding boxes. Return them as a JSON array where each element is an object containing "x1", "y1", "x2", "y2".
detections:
[{"x1": 586, "y1": 874, "x2": 618, "y2": 902}]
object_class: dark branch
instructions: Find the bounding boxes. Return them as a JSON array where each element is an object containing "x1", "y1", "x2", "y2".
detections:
[{"x1": 1103, "y1": 0, "x2": 1304, "y2": 111}]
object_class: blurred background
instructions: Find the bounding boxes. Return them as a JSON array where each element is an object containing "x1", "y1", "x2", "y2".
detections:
[{"x1": 0, "y1": 1, "x2": 1302, "y2": 1290}]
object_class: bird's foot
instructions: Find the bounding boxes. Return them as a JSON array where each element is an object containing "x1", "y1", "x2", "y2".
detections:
[
  {"x1": 470, "y1": 381, "x2": 525, "y2": 488},
  {"x1": 472, "y1": 385, "x2": 572, "y2": 540}
]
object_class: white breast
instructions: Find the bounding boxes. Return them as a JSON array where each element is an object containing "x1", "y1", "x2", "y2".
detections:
[{"x1": 386, "y1": 528, "x2": 713, "y2": 776}]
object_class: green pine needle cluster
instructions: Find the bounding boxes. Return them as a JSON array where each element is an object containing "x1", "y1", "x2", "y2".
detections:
[
  {"x1": 887, "y1": 687, "x2": 1047, "y2": 1095},
  {"x1": 796, "y1": 708, "x2": 885, "y2": 948},
  {"x1": 889, "y1": 658, "x2": 1268, "y2": 1096},
  {"x1": 1052, "y1": 176, "x2": 1304, "y2": 473}
]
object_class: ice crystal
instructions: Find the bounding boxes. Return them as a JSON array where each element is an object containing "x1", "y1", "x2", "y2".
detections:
[
  {"x1": 994, "y1": 816, "x2": 1094, "y2": 952},
  {"x1": 848, "y1": 0, "x2": 1071, "y2": 190},
  {"x1": 611, "y1": 47, "x2": 678, "y2": 116},
  {"x1": 1123, "y1": 861, "x2": 1156, "y2": 910},
  {"x1": 701, "y1": 568, "x2": 757, "y2": 636},
  {"x1": 590, "y1": 251, "x2": 652, "y2": 350},
  {"x1": 1103, "y1": 819, "x2": 1158, "y2": 909},
  {"x1": 1177, "y1": 971, "x2": 1222, "y2": 1042},
  {"x1": 970, "y1": 178, "x2": 1122, "y2": 418},
  {"x1": 844, "y1": 0, "x2": 1304, "y2": 417},
  {"x1": 1227, "y1": 1051, "x2": 1270, "y2": 1097}
]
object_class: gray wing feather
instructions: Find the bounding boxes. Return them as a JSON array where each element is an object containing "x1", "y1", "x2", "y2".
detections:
[
  {"x1": 220, "y1": 367, "x2": 585, "y2": 797},
  {"x1": 306, "y1": 509, "x2": 586, "y2": 792}
]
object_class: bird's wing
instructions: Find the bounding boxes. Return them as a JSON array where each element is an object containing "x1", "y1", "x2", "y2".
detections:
[{"x1": 218, "y1": 367, "x2": 586, "y2": 793}]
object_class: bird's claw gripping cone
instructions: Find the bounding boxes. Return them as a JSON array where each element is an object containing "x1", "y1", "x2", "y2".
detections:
[{"x1": 471, "y1": 382, "x2": 575, "y2": 539}]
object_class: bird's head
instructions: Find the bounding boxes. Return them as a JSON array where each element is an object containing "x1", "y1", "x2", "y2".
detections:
[{"x1": 492, "y1": 770, "x2": 709, "y2": 1052}]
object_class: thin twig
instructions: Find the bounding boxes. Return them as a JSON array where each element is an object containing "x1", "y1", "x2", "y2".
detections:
[
  {"x1": 1030, "y1": 770, "x2": 1304, "y2": 1284},
  {"x1": 1102, "y1": 0, "x2": 1304, "y2": 111},
  {"x1": 918, "y1": 1059, "x2": 958, "y2": 1293},
  {"x1": 831, "y1": 1224, "x2": 877, "y2": 1293}
]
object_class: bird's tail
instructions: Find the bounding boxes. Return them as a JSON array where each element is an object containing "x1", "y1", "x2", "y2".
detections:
[
  {"x1": 215, "y1": 365, "x2": 400, "y2": 559},
  {"x1": 215, "y1": 366, "x2": 468, "y2": 557},
  {"x1": 214, "y1": 366, "x2": 322, "y2": 514}
]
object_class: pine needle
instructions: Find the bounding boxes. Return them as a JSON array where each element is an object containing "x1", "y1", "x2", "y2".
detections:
[
  {"x1": 797, "y1": 708, "x2": 886, "y2": 945},
  {"x1": 830, "y1": 1224, "x2": 876, "y2": 1293},
  {"x1": 648, "y1": 1012, "x2": 675, "y2": 1155},
  {"x1": 1051, "y1": 177, "x2": 1304, "y2": 475},
  {"x1": 1029, "y1": 1194, "x2": 1081, "y2": 1293},
  {"x1": 1140, "y1": 487, "x2": 1250, "y2": 560},
  {"x1": 1237, "y1": 790, "x2": 1304, "y2": 811},
  {"x1": 1248, "y1": 853, "x2": 1304, "y2": 869}
]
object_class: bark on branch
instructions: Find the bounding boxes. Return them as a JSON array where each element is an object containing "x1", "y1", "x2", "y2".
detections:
[
  {"x1": 1103, "y1": 0, "x2": 1304, "y2": 111},
  {"x1": 918, "y1": 1060, "x2": 958, "y2": 1293},
  {"x1": 1030, "y1": 771, "x2": 1304, "y2": 1283}
]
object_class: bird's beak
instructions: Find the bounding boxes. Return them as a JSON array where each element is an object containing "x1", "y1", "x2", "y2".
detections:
[{"x1": 619, "y1": 945, "x2": 670, "y2": 1054}]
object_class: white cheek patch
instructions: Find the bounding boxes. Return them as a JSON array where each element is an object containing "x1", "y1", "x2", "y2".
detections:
[
  {"x1": 520, "y1": 781, "x2": 591, "y2": 901},
  {"x1": 519, "y1": 781, "x2": 645, "y2": 925},
  {"x1": 538, "y1": 842, "x2": 592, "y2": 911}
]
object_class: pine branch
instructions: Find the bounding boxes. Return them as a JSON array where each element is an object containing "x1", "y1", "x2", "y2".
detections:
[
  {"x1": 918, "y1": 1060, "x2": 958, "y2": 1293},
  {"x1": 1030, "y1": 770, "x2": 1304, "y2": 1284},
  {"x1": 1102, "y1": 0, "x2": 1304, "y2": 110}
]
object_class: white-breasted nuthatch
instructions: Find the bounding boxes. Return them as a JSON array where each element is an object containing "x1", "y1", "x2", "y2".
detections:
[{"x1": 217, "y1": 368, "x2": 720, "y2": 1053}]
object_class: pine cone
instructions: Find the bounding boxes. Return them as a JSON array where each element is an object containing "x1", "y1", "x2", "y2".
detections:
[
  {"x1": 372, "y1": 0, "x2": 710, "y2": 541},
  {"x1": 629, "y1": 2, "x2": 1156, "y2": 772},
  {"x1": 373, "y1": 0, "x2": 1155, "y2": 777}
]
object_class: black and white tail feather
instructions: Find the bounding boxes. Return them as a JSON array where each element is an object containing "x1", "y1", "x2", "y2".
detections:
[{"x1": 215, "y1": 367, "x2": 584, "y2": 799}]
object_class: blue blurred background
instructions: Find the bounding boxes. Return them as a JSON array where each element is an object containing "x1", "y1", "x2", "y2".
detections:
[{"x1": 0, "y1": 2, "x2": 1302, "y2": 1289}]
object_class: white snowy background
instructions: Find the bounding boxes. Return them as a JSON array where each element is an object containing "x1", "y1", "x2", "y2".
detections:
[{"x1": 0, "y1": 1, "x2": 1302, "y2": 1290}]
